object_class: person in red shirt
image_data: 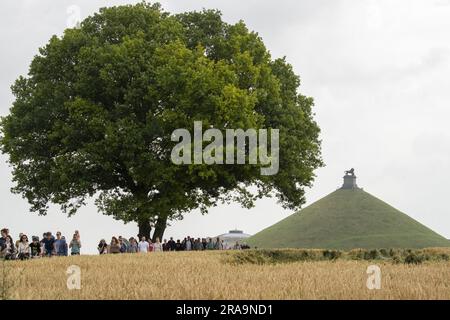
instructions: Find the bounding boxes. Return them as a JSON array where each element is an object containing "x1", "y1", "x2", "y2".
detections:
[{"x1": 148, "y1": 240, "x2": 154, "y2": 252}]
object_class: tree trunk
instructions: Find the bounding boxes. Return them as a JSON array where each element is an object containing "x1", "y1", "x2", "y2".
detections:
[
  {"x1": 152, "y1": 215, "x2": 168, "y2": 242},
  {"x1": 137, "y1": 217, "x2": 152, "y2": 241}
]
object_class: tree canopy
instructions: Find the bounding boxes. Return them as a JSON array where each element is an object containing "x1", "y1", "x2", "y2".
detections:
[{"x1": 0, "y1": 2, "x2": 322, "y2": 240}]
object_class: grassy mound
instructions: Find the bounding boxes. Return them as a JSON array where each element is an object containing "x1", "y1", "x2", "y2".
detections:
[{"x1": 247, "y1": 188, "x2": 450, "y2": 249}]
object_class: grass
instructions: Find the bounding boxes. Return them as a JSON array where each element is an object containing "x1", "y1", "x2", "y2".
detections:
[
  {"x1": 2, "y1": 248, "x2": 450, "y2": 300},
  {"x1": 1, "y1": 259, "x2": 13, "y2": 300},
  {"x1": 247, "y1": 188, "x2": 450, "y2": 249}
]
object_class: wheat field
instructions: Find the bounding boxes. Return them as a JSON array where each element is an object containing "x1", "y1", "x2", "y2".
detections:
[{"x1": 2, "y1": 250, "x2": 450, "y2": 300}]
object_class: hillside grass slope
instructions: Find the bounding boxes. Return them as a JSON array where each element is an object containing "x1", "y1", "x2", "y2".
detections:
[{"x1": 247, "y1": 189, "x2": 450, "y2": 249}]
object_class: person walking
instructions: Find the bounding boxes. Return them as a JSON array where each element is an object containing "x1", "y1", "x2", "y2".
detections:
[
  {"x1": 184, "y1": 236, "x2": 193, "y2": 251},
  {"x1": 109, "y1": 237, "x2": 121, "y2": 254},
  {"x1": 69, "y1": 233, "x2": 81, "y2": 255},
  {"x1": 221, "y1": 240, "x2": 229, "y2": 250},
  {"x1": 30, "y1": 236, "x2": 42, "y2": 258},
  {"x1": 168, "y1": 237, "x2": 176, "y2": 251},
  {"x1": 55, "y1": 232, "x2": 68, "y2": 256},
  {"x1": 17, "y1": 234, "x2": 31, "y2": 260},
  {"x1": 175, "y1": 239, "x2": 183, "y2": 251},
  {"x1": 4, "y1": 235, "x2": 16, "y2": 260},
  {"x1": 202, "y1": 238, "x2": 208, "y2": 250},
  {"x1": 119, "y1": 238, "x2": 127, "y2": 253},
  {"x1": 149, "y1": 240, "x2": 155, "y2": 252},
  {"x1": 153, "y1": 237, "x2": 163, "y2": 252},
  {"x1": 162, "y1": 239, "x2": 169, "y2": 251},
  {"x1": 98, "y1": 239, "x2": 108, "y2": 254},
  {"x1": 206, "y1": 238, "x2": 214, "y2": 250},
  {"x1": 42, "y1": 232, "x2": 55, "y2": 257},
  {"x1": 0, "y1": 229, "x2": 7, "y2": 257},
  {"x1": 214, "y1": 237, "x2": 222, "y2": 250},
  {"x1": 138, "y1": 236, "x2": 149, "y2": 253},
  {"x1": 128, "y1": 238, "x2": 138, "y2": 253},
  {"x1": 15, "y1": 233, "x2": 23, "y2": 251}
]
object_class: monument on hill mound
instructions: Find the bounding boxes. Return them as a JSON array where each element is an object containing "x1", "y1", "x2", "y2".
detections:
[
  {"x1": 247, "y1": 170, "x2": 450, "y2": 249},
  {"x1": 342, "y1": 168, "x2": 358, "y2": 189}
]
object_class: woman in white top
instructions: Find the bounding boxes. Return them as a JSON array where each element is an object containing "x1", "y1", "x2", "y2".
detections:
[
  {"x1": 17, "y1": 234, "x2": 31, "y2": 260},
  {"x1": 153, "y1": 237, "x2": 163, "y2": 252}
]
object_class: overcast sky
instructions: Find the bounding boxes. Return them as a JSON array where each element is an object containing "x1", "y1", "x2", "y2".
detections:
[{"x1": 1, "y1": 0, "x2": 450, "y2": 253}]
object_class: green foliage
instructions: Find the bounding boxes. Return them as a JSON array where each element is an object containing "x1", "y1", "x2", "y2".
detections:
[
  {"x1": 0, "y1": 2, "x2": 322, "y2": 229},
  {"x1": 322, "y1": 249, "x2": 342, "y2": 260},
  {"x1": 228, "y1": 249, "x2": 331, "y2": 265},
  {"x1": 404, "y1": 253, "x2": 426, "y2": 265},
  {"x1": 366, "y1": 250, "x2": 381, "y2": 260},
  {"x1": 226, "y1": 248, "x2": 450, "y2": 265},
  {"x1": 392, "y1": 255, "x2": 402, "y2": 264},
  {"x1": 247, "y1": 188, "x2": 450, "y2": 249}
]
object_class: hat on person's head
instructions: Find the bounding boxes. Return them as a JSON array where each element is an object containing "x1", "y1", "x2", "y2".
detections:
[{"x1": 32, "y1": 236, "x2": 39, "y2": 241}]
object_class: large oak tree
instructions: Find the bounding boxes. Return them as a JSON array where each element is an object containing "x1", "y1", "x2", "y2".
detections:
[{"x1": 0, "y1": 2, "x2": 322, "y2": 241}]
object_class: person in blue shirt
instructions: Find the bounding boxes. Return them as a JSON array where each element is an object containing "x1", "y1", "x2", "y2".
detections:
[
  {"x1": 42, "y1": 232, "x2": 55, "y2": 257},
  {"x1": 55, "y1": 232, "x2": 68, "y2": 256},
  {"x1": 119, "y1": 238, "x2": 127, "y2": 253}
]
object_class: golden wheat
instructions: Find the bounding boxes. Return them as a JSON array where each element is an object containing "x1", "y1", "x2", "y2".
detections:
[{"x1": 2, "y1": 251, "x2": 450, "y2": 300}]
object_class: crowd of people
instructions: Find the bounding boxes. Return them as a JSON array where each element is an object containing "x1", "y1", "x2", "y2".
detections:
[
  {"x1": 0, "y1": 228, "x2": 81, "y2": 260},
  {"x1": 1, "y1": 227, "x2": 250, "y2": 259},
  {"x1": 99, "y1": 236, "x2": 250, "y2": 254}
]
